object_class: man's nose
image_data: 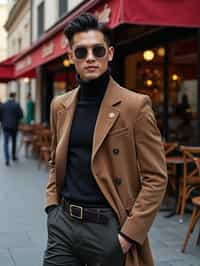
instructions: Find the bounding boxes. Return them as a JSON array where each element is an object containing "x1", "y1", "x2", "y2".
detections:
[{"x1": 86, "y1": 48, "x2": 95, "y2": 61}]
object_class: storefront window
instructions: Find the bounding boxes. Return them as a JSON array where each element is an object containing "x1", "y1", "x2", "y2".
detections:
[
  {"x1": 125, "y1": 48, "x2": 164, "y2": 136},
  {"x1": 59, "y1": 0, "x2": 68, "y2": 17},
  {"x1": 125, "y1": 36, "x2": 197, "y2": 145},
  {"x1": 168, "y1": 37, "x2": 197, "y2": 145},
  {"x1": 37, "y1": 1, "x2": 44, "y2": 38}
]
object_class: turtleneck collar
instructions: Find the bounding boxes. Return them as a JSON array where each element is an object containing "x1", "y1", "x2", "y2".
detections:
[{"x1": 77, "y1": 70, "x2": 110, "y2": 103}]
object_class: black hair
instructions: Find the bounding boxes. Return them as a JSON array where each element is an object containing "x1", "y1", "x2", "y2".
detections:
[
  {"x1": 64, "y1": 13, "x2": 112, "y2": 46},
  {"x1": 9, "y1": 92, "x2": 16, "y2": 98}
]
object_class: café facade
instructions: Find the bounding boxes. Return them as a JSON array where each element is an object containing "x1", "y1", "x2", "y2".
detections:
[{"x1": 1, "y1": 0, "x2": 200, "y2": 143}]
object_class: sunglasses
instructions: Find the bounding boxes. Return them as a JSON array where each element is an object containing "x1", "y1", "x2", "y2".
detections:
[{"x1": 73, "y1": 45, "x2": 107, "y2": 59}]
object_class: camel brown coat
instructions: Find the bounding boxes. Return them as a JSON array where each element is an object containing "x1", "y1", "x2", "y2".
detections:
[{"x1": 45, "y1": 78, "x2": 167, "y2": 266}]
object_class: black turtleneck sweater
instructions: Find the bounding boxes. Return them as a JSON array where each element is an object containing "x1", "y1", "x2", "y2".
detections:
[{"x1": 61, "y1": 70, "x2": 110, "y2": 207}]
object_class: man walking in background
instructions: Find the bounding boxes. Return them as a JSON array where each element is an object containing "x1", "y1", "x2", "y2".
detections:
[
  {"x1": 0, "y1": 92, "x2": 23, "y2": 166},
  {"x1": 43, "y1": 13, "x2": 167, "y2": 266},
  {"x1": 25, "y1": 92, "x2": 35, "y2": 125}
]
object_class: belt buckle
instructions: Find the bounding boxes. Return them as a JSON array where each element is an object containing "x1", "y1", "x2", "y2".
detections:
[{"x1": 70, "y1": 204, "x2": 83, "y2": 220}]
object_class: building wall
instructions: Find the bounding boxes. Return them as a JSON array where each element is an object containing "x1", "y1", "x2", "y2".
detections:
[
  {"x1": 7, "y1": 2, "x2": 30, "y2": 55},
  {"x1": 32, "y1": 0, "x2": 84, "y2": 42},
  {"x1": 32, "y1": 0, "x2": 57, "y2": 42},
  {"x1": 69, "y1": 0, "x2": 84, "y2": 12},
  {"x1": 6, "y1": 0, "x2": 34, "y2": 119},
  {"x1": 7, "y1": 0, "x2": 16, "y2": 13},
  {"x1": 0, "y1": 3, "x2": 8, "y2": 102}
]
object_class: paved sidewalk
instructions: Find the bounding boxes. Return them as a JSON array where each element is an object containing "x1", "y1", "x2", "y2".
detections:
[
  {"x1": 0, "y1": 135, "x2": 199, "y2": 266},
  {"x1": 150, "y1": 213, "x2": 199, "y2": 266},
  {"x1": 0, "y1": 135, "x2": 48, "y2": 266}
]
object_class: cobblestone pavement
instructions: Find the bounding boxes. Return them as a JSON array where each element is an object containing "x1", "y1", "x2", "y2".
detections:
[{"x1": 0, "y1": 135, "x2": 199, "y2": 266}]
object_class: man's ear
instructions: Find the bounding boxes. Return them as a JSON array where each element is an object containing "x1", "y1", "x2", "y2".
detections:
[{"x1": 108, "y1": 46, "x2": 114, "y2": 62}]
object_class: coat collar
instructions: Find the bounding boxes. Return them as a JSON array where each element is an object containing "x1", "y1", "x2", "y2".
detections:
[{"x1": 60, "y1": 77, "x2": 122, "y2": 110}]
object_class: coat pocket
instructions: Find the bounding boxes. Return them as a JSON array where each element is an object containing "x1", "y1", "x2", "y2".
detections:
[{"x1": 125, "y1": 198, "x2": 135, "y2": 216}]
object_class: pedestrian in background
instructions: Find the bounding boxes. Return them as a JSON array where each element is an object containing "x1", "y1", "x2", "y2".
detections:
[
  {"x1": 25, "y1": 92, "x2": 35, "y2": 125},
  {"x1": 43, "y1": 13, "x2": 167, "y2": 266},
  {"x1": 0, "y1": 92, "x2": 23, "y2": 166}
]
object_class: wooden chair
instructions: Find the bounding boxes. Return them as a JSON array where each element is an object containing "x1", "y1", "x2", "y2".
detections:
[
  {"x1": 163, "y1": 142, "x2": 179, "y2": 192},
  {"x1": 37, "y1": 129, "x2": 51, "y2": 170},
  {"x1": 32, "y1": 124, "x2": 47, "y2": 158},
  {"x1": 164, "y1": 142, "x2": 179, "y2": 156},
  {"x1": 178, "y1": 146, "x2": 200, "y2": 221},
  {"x1": 19, "y1": 124, "x2": 35, "y2": 158},
  {"x1": 182, "y1": 196, "x2": 200, "y2": 252}
]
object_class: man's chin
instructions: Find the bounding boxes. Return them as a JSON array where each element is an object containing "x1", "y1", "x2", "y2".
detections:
[{"x1": 82, "y1": 73, "x2": 101, "y2": 81}]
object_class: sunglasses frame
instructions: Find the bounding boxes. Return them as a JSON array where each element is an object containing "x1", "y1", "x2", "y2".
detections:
[{"x1": 73, "y1": 44, "x2": 107, "y2": 60}]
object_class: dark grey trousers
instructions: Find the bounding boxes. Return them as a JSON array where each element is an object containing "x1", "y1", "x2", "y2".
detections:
[{"x1": 43, "y1": 205, "x2": 125, "y2": 266}]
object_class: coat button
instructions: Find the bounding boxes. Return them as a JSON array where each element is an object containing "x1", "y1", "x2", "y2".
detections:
[
  {"x1": 114, "y1": 177, "x2": 122, "y2": 186},
  {"x1": 108, "y1": 112, "x2": 115, "y2": 118},
  {"x1": 113, "y1": 148, "x2": 119, "y2": 155}
]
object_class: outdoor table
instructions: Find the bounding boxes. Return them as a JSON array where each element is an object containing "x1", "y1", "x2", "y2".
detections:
[{"x1": 163, "y1": 156, "x2": 184, "y2": 219}]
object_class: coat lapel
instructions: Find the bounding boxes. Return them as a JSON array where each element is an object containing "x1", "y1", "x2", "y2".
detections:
[
  {"x1": 92, "y1": 78, "x2": 122, "y2": 161},
  {"x1": 56, "y1": 88, "x2": 79, "y2": 190},
  {"x1": 56, "y1": 77, "x2": 122, "y2": 190}
]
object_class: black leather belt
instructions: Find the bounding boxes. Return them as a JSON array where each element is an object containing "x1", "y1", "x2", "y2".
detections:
[{"x1": 61, "y1": 199, "x2": 109, "y2": 225}]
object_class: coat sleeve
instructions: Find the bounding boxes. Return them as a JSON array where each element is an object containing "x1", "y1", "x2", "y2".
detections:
[
  {"x1": 45, "y1": 98, "x2": 59, "y2": 209},
  {"x1": 120, "y1": 96, "x2": 168, "y2": 245}
]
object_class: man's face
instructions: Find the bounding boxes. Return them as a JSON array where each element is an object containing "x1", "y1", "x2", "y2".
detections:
[{"x1": 69, "y1": 30, "x2": 114, "y2": 81}]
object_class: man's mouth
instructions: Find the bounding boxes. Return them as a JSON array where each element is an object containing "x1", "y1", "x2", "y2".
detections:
[{"x1": 85, "y1": 66, "x2": 99, "y2": 71}]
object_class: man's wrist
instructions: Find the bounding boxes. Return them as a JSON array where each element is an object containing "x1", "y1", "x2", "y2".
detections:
[{"x1": 119, "y1": 232, "x2": 137, "y2": 245}]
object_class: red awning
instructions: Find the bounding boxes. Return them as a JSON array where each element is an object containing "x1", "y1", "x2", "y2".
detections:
[
  {"x1": 90, "y1": 0, "x2": 200, "y2": 28},
  {"x1": 14, "y1": 31, "x2": 70, "y2": 78},
  {"x1": 10, "y1": 0, "x2": 200, "y2": 78},
  {"x1": 122, "y1": 0, "x2": 200, "y2": 28},
  {"x1": 0, "y1": 52, "x2": 37, "y2": 82},
  {"x1": 0, "y1": 54, "x2": 16, "y2": 82}
]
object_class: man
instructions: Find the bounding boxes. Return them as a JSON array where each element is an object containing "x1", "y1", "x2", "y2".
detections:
[
  {"x1": 25, "y1": 92, "x2": 35, "y2": 125},
  {"x1": 0, "y1": 92, "x2": 23, "y2": 166},
  {"x1": 43, "y1": 13, "x2": 167, "y2": 266}
]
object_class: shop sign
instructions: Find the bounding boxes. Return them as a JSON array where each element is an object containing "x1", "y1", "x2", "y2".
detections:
[
  {"x1": 42, "y1": 42, "x2": 54, "y2": 58},
  {"x1": 16, "y1": 56, "x2": 32, "y2": 72},
  {"x1": 95, "y1": 4, "x2": 111, "y2": 24}
]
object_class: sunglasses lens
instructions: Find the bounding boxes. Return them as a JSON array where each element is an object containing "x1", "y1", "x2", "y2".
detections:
[
  {"x1": 93, "y1": 46, "x2": 106, "y2": 58},
  {"x1": 74, "y1": 45, "x2": 106, "y2": 59},
  {"x1": 74, "y1": 47, "x2": 87, "y2": 59}
]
